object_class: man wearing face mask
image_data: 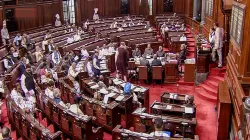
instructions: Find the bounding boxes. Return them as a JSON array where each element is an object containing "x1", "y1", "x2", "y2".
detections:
[{"x1": 20, "y1": 64, "x2": 36, "y2": 99}]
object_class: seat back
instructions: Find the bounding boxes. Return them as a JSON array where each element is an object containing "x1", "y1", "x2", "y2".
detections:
[
  {"x1": 138, "y1": 66, "x2": 148, "y2": 80},
  {"x1": 128, "y1": 61, "x2": 136, "y2": 70},
  {"x1": 152, "y1": 66, "x2": 162, "y2": 80}
]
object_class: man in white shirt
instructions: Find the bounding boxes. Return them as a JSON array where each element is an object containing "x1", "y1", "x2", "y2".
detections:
[
  {"x1": 73, "y1": 32, "x2": 81, "y2": 41},
  {"x1": 86, "y1": 59, "x2": 94, "y2": 77},
  {"x1": 150, "y1": 118, "x2": 170, "y2": 137},
  {"x1": 213, "y1": 23, "x2": 224, "y2": 68},
  {"x1": 55, "y1": 14, "x2": 62, "y2": 27},
  {"x1": 93, "y1": 8, "x2": 99, "y2": 21},
  {"x1": 13, "y1": 33, "x2": 22, "y2": 46},
  {"x1": 51, "y1": 47, "x2": 61, "y2": 66},
  {"x1": 81, "y1": 47, "x2": 89, "y2": 60},
  {"x1": 68, "y1": 62, "x2": 79, "y2": 81},
  {"x1": 83, "y1": 19, "x2": 89, "y2": 29},
  {"x1": 67, "y1": 37, "x2": 74, "y2": 44},
  {"x1": 1, "y1": 20, "x2": 9, "y2": 45},
  {"x1": 179, "y1": 34, "x2": 187, "y2": 41},
  {"x1": 45, "y1": 80, "x2": 55, "y2": 99}
]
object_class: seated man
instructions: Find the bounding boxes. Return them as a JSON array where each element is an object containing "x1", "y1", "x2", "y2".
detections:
[
  {"x1": 144, "y1": 44, "x2": 154, "y2": 56},
  {"x1": 151, "y1": 54, "x2": 162, "y2": 66},
  {"x1": 67, "y1": 37, "x2": 74, "y2": 44},
  {"x1": 10, "y1": 83, "x2": 25, "y2": 102},
  {"x1": 3, "y1": 53, "x2": 15, "y2": 71},
  {"x1": 129, "y1": 20, "x2": 134, "y2": 26},
  {"x1": 175, "y1": 22, "x2": 181, "y2": 28},
  {"x1": 10, "y1": 47, "x2": 19, "y2": 62},
  {"x1": 69, "y1": 96, "x2": 84, "y2": 115},
  {"x1": 45, "y1": 80, "x2": 56, "y2": 99},
  {"x1": 150, "y1": 118, "x2": 170, "y2": 137},
  {"x1": 68, "y1": 62, "x2": 80, "y2": 81},
  {"x1": 73, "y1": 32, "x2": 81, "y2": 41},
  {"x1": 179, "y1": 34, "x2": 187, "y2": 41},
  {"x1": 117, "y1": 25, "x2": 124, "y2": 31},
  {"x1": 137, "y1": 20, "x2": 143, "y2": 25},
  {"x1": 86, "y1": 59, "x2": 94, "y2": 77},
  {"x1": 13, "y1": 33, "x2": 22, "y2": 46},
  {"x1": 139, "y1": 56, "x2": 150, "y2": 68},
  {"x1": 185, "y1": 95, "x2": 195, "y2": 107},
  {"x1": 132, "y1": 46, "x2": 141, "y2": 58},
  {"x1": 156, "y1": 46, "x2": 165, "y2": 57}
]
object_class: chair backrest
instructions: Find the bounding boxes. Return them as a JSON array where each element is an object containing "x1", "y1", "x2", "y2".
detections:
[
  {"x1": 128, "y1": 61, "x2": 136, "y2": 70},
  {"x1": 138, "y1": 66, "x2": 148, "y2": 80},
  {"x1": 152, "y1": 66, "x2": 162, "y2": 80}
]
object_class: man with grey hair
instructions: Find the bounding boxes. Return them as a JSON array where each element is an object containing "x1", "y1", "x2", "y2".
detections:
[{"x1": 151, "y1": 54, "x2": 162, "y2": 66}]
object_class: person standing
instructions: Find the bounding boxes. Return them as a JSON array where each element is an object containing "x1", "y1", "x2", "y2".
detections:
[
  {"x1": 115, "y1": 42, "x2": 129, "y2": 81},
  {"x1": 1, "y1": 20, "x2": 9, "y2": 45},
  {"x1": 55, "y1": 14, "x2": 62, "y2": 27},
  {"x1": 209, "y1": 27, "x2": 215, "y2": 49},
  {"x1": 213, "y1": 23, "x2": 224, "y2": 68}
]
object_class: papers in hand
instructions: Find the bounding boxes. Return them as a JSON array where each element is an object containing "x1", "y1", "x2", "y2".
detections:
[
  {"x1": 90, "y1": 84, "x2": 99, "y2": 89},
  {"x1": 185, "y1": 107, "x2": 194, "y2": 114},
  {"x1": 115, "y1": 95, "x2": 124, "y2": 101}
]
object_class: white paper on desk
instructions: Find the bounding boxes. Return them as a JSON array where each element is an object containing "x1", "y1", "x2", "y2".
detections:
[
  {"x1": 131, "y1": 84, "x2": 135, "y2": 89},
  {"x1": 166, "y1": 105, "x2": 172, "y2": 110},
  {"x1": 140, "y1": 88, "x2": 147, "y2": 92},
  {"x1": 101, "y1": 70, "x2": 109, "y2": 73},
  {"x1": 100, "y1": 88, "x2": 108, "y2": 94},
  {"x1": 115, "y1": 95, "x2": 124, "y2": 101},
  {"x1": 169, "y1": 93, "x2": 174, "y2": 99},
  {"x1": 185, "y1": 107, "x2": 194, "y2": 114},
  {"x1": 120, "y1": 83, "x2": 126, "y2": 87},
  {"x1": 114, "y1": 81, "x2": 123, "y2": 85},
  {"x1": 174, "y1": 94, "x2": 178, "y2": 99},
  {"x1": 134, "y1": 87, "x2": 141, "y2": 92},
  {"x1": 113, "y1": 78, "x2": 119, "y2": 83},
  {"x1": 88, "y1": 82, "x2": 95, "y2": 85},
  {"x1": 90, "y1": 84, "x2": 99, "y2": 89},
  {"x1": 103, "y1": 95, "x2": 109, "y2": 104},
  {"x1": 107, "y1": 92, "x2": 116, "y2": 97}
]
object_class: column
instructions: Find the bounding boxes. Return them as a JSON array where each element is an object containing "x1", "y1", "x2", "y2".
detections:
[
  {"x1": 193, "y1": 0, "x2": 198, "y2": 20},
  {"x1": 201, "y1": 0, "x2": 206, "y2": 24}
]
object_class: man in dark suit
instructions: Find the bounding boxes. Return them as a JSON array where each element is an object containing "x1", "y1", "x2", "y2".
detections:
[
  {"x1": 151, "y1": 54, "x2": 162, "y2": 66},
  {"x1": 139, "y1": 56, "x2": 150, "y2": 67}
]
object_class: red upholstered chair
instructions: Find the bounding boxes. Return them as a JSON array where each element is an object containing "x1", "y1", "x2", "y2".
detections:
[
  {"x1": 138, "y1": 66, "x2": 148, "y2": 85},
  {"x1": 152, "y1": 66, "x2": 163, "y2": 87}
]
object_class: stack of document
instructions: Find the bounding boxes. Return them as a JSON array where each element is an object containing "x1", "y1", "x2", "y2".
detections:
[
  {"x1": 100, "y1": 88, "x2": 108, "y2": 94},
  {"x1": 115, "y1": 95, "x2": 124, "y2": 101},
  {"x1": 90, "y1": 84, "x2": 99, "y2": 89},
  {"x1": 166, "y1": 105, "x2": 172, "y2": 110},
  {"x1": 184, "y1": 107, "x2": 194, "y2": 114}
]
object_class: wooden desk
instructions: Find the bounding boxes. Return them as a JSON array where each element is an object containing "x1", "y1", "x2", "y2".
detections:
[
  {"x1": 150, "y1": 101, "x2": 196, "y2": 119},
  {"x1": 132, "y1": 108, "x2": 197, "y2": 138},
  {"x1": 35, "y1": 87, "x2": 104, "y2": 140},
  {"x1": 169, "y1": 36, "x2": 187, "y2": 53},
  {"x1": 81, "y1": 95, "x2": 120, "y2": 132},
  {"x1": 161, "y1": 92, "x2": 190, "y2": 105},
  {"x1": 184, "y1": 64, "x2": 195, "y2": 82},
  {"x1": 197, "y1": 53, "x2": 210, "y2": 73},
  {"x1": 165, "y1": 63, "x2": 178, "y2": 83},
  {"x1": 6, "y1": 97, "x2": 62, "y2": 140},
  {"x1": 217, "y1": 81, "x2": 231, "y2": 140},
  {"x1": 112, "y1": 125, "x2": 200, "y2": 140}
]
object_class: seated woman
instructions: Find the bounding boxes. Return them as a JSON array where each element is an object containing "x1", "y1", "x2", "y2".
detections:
[
  {"x1": 143, "y1": 44, "x2": 153, "y2": 56},
  {"x1": 156, "y1": 46, "x2": 165, "y2": 57},
  {"x1": 132, "y1": 46, "x2": 141, "y2": 58}
]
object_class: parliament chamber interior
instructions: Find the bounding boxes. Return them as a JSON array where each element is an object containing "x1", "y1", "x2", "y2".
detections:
[{"x1": 0, "y1": 0, "x2": 248, "y2": 139}]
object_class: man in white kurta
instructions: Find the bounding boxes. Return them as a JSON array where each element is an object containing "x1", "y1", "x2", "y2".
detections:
[{"x1": 213, "y1": 23, "x2": 224, "y2": 68}]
